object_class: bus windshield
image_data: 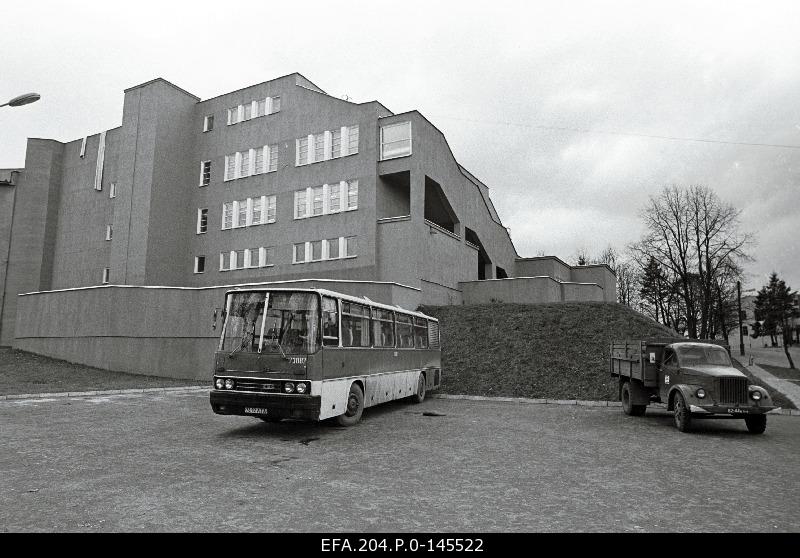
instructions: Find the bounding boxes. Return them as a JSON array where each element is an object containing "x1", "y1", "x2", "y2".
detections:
[
  {"x1": 676, "y1": 345, "x2": 732, "y2": 367},
  {"x1": 220, "y1": 291, "x2": 320, "y2": 355}
]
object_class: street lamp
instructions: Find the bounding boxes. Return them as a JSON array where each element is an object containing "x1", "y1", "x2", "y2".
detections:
[{"x1": 0, "y1": 93, "x2": 41, "y2": 108}]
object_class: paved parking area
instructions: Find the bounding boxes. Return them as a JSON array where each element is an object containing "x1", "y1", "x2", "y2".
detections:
[{"x1": 1, "y1": 391, "x2": 799, "y2": 532}]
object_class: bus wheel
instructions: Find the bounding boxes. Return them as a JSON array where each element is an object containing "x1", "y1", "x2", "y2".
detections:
[
  {"x1": 411, "y1": 374, "x2": 426, "y2": 404},
  {"x1": 673, "y1": 392, "x2": 692, "y2": 433},
  {"x1": 336, "y1": 383, "x2": 364, "y2": 426},
  {"x1": 744, "y1": 414, "x2": 767, "y2": 434}
]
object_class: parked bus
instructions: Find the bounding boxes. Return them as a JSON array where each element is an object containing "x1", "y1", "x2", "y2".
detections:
[{"x1": 209, "y1": 288, "x2": 442, "y2": 426}]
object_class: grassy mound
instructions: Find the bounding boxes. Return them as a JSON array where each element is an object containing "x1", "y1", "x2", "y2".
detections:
[{"x1": 420, "y1": 302, "x2": 678, "y2": 401}]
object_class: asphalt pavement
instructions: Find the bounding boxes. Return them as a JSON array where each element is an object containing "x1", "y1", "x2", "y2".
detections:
[{"x1": 1, "y1": 390, "x2": 799, "y2": 532}]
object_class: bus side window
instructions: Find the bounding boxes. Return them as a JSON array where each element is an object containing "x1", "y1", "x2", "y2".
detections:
[
  {"x1": 396, "y1": 314, "x2": 414, "y2": 348},
  {"x1": 322, "y1": 297, "x2": 339, "y2": 347},
  {"x1": 414, "y1": 317, "x2": 428, "y2": 349}
]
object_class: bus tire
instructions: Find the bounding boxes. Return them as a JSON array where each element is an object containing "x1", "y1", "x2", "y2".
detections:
[
  {"x1": 673, "y1": 392, "x2": 692, "y2": 432},
  {"x1": 336, "y1": 383, "x2": 364, "y2": 426},
  {"x1": 744, "y1": 414, "x2": 767, "y2": 434},
  {"x1": 411, "y1": 374, "x2": 426, "y2": 404},
  {"x1": 621, "y1": 381, "x2": 646, "y2": 416}
]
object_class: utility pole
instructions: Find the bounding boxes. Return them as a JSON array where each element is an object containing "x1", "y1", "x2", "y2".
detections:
[{"x1": 737, "y1": 280, "x2": 745, "y2": 356}]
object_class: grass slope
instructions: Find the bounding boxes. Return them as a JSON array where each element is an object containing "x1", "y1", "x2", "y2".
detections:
[{"x1": 420, "y1": 302, "x2": 679, "y2": 401}]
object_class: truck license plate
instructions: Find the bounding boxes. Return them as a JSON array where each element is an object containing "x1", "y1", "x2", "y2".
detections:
[
  {"x1": 244, "y1": 407, "x2": 269, "y2": 415},
  {"x1": 727, "y1": 408, "x2": 750, "y2": 414}
]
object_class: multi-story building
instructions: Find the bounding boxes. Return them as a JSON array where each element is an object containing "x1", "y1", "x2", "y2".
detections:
[{"x1": 0, "y1": 74, "x2": 615, "y2": 366}]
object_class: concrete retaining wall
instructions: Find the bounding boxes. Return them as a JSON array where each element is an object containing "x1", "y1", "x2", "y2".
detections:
[{"x1": 13, "y1": 279, "x2": 421, "y2": 379}]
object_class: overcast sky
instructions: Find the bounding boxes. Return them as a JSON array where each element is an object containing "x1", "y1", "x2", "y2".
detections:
[{"x1": 2, "y1": 0, "x2": 798, "y2": 292}]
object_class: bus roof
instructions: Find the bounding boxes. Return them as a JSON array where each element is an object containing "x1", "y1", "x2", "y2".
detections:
[{"x1": 223, "y1": 287, "x2": 439, "y2": 322}]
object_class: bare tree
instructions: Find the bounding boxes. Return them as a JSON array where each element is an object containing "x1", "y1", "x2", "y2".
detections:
[
  {"x1": 591, "y1": 245, "x2": 639, "y2": 307},
  {"x1": 631, "y1": 185, "x2": 753, "y2": 339}
]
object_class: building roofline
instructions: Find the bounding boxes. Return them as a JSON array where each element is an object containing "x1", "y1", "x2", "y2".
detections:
[
  {"x1": 123, "y1": 78, "x2": 201, "y2": 101},
  {"x1": 196, "y1": 72, "x2": 323, "y2": 105}
]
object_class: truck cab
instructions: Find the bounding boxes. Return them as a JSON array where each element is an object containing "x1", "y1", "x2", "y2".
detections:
[{"x1": 610, "y1": 338, "x2": 777, "y2": 433}]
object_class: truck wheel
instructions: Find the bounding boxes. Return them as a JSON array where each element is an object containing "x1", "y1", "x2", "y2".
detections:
[
  {"x1": 411, "y1": 374, "x2": 426, "y2": 404},
  {"x1": 744, "y1": 414, "x2": 767, "y2": 434},
  {"x1": 673, "y1": 392, "x2": 692, "y2": 432},
  {"x1": 621, "y1": 382, "x2": 646, "y2": 416},
  {"x1": 336, "y1": 383, "x2": 364, "y2": 427}
]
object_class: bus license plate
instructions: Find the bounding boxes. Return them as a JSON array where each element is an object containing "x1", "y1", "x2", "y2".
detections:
[
  {"x1": 727, "y1": 408, "x2": 750, "y2": 414},
  {"x1": 244, "y1": 407, "x2": 269, "y2": 415}
]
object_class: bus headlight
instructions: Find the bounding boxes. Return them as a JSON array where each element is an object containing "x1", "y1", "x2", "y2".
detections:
[
  {"x1": 284, "y1": 382, "x2": 295, "y2": 394},
  {"x1": 751, "y1": 390, "x2": 762, "y2": 401},
  {"x1": 224, "y1": 379, "x2": 235, "y2": 390},
  {"x1": 215, "y1": 378, "x2": 224, "y2": 390},
  {"x1": 696, "y1": 388, "x2": 706, "y2": 399},
  {"x1": 296, "y1": 382, "x2": 308, "y2": 394}
]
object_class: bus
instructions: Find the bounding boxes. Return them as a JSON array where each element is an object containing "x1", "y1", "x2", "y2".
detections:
[{"x1": 209, "y1": 287, "x2": 442, "y2": 426}]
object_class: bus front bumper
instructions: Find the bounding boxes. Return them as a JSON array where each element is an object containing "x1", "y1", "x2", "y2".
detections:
[{"x1": 210, "y1": 390, "x2": 321, "y2": 420}]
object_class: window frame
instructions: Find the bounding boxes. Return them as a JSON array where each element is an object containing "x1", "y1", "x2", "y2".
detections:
[{"x1": 380, "y1": 121, "x2": 412, "y2": 160}]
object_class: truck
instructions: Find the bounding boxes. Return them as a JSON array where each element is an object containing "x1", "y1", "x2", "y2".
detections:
[{"x1": 610, "y1": 338, "x2": 777, "y2": 433}]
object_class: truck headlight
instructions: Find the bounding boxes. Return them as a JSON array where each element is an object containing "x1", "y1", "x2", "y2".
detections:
[
  {"x1": 296, "y1": 382, "x2": 308, "y2": 394},
  {"x1": 224, "y1": 379, "x2": 235, "y2": 390},
  {"x1": 215, "y1": 378, "x2": 224, "y2": 390},
  {"x1": 284, "y1": 382, "x2": 295, "y2": 394},
  {"x1": 750, "y1": 390, "x2": 762, "y2": 401},
  {"x1": 696, "y1": 388, "x2": 706, "y2": 399}
]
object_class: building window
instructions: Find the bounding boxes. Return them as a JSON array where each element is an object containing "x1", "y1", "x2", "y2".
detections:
[
  {"x1": 197, "y1": 208, "x2": 208, "y2": 234},
  {"x1": 200, "y1": 161, "x2": 211, "y2": 187},
  {"x1": 345, "y1": 236, "x2": 357, "y2": 257},
  {"x1": 293, "y1": 236, "x2": 357, "y2": 264},
  {"x1": 293, "y1": 243, "x2": 306, "y2": 264},
  {"x1": 293, "y1": 180, "x2": 358, "y2": 220},
  {"x1": 224, "y1": 145, "x2": 278, "y2": 181},
  {"x1": 220, "y1": 247, "x2": 273, "y2": 271},
  {"x1": 105, "y1": 225, "x2": 113, "y2": 241},
  {"x1": 327, "y1": 237, "x2": 340, "y2": 259},
  {"x1": 347, "y1": 126, "x2": 359, "y2": 155},
  {"x1": 203, "y1": 115, "x2": 214, "y2": 132},
  {"x1": 380, "y1": 121, "x2": 412, "y2": 160},
  {"x1": 222, "y1": 196, "x2": 276, "y2": 230},
  {"x1": 195, "y1": 256, "x2": 206, "y2": 274},
  {"x1": 226, "y1": 96, "x2": 281, "y2": 126},
  {"x1": 237, "y1": 199, "x2": 248, "y2": 227},
  {"x1": 109, "y1": 182, "x2": 116, "y2": 199},
  {"x1": 102, "y1": 268, "x2": 110, "y2": 284},
  {"x1": 295, "y1": 125, "x2": 358, "y2": 166}
]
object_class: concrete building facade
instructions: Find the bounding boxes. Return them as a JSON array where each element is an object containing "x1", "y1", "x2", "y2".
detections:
[{"x1": 1, "y1": 74, "x2": 616, "y2": 354}]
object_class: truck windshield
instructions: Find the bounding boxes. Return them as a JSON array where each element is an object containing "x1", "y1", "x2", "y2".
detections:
[
  {"x1": 220, "y1": 291, "x2": 320, "y2": 354},
  {"x1": 676, "y1": 345, "x2": 732, "y2": 367}
]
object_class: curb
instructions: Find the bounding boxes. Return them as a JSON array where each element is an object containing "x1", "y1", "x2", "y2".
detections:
[
  {"x1": 428, "y1": 393, "x2": 800, "y2": 416},
  {"x1": 0, "y1": 386, "x2": 209, "y2": 401}
]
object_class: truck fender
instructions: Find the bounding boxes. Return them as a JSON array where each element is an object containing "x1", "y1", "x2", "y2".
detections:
[{"x1": 667, "y1": 385, "x2": 697, "y2": 411}]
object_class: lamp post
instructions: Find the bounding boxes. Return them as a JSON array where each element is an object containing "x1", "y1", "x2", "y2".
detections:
[{"x1": 0, "y1": 93, "x2": 41, "y2": 108}]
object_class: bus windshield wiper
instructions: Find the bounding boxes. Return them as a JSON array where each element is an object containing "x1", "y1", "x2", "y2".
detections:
[{"x1": 229, "y1": 337, "x2": 248, "y2": 357}]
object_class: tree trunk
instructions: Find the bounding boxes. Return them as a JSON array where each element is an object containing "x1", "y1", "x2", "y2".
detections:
[{"x1": 783, "y1": 324, "x2": 796, "y2": 369}]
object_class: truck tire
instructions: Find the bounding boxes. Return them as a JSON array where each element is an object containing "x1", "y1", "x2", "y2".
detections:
[
  {"x1": 336, "y1": 383, "x2": 364, "y2": 427},
  {"x1": 744, "y1": 414, "x2": 767, "y2": 434},
  {"x1": 621, "y1": 381, "x2": 646, "y2": 416},
  {"x1": 673, "y1": 392, "x2": 692, "y2": 432}
]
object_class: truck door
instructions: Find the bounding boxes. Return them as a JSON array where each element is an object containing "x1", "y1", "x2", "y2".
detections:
[{"x1": 660, "y1": 348, "x2": 678, "y2": 400}]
